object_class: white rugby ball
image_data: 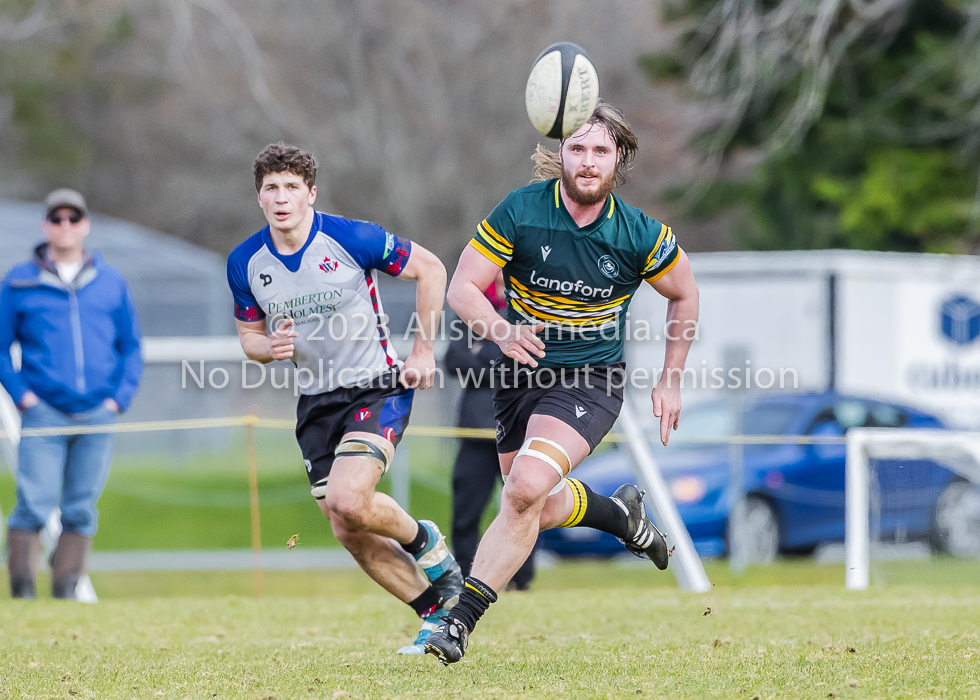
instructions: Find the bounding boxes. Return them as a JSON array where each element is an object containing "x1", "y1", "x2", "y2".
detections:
[{"x1": 525, "y1": 42, "x2": 599, "y2": 139}]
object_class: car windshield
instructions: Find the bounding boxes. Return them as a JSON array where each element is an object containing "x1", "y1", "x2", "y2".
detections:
[{"x1": 669, "y1": 401, "x2": 802, "y2": 445}]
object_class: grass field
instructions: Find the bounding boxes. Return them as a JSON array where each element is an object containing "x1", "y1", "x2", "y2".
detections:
[
  {"x1": 0, "y1": 433, "x2": 457, "y2": 551},
  {"x1": 3, "y1": 437, "x2": 980, "y2": 697},
  {"x1": 2, "y1": 562, "x2": 980, "y2": 699}
]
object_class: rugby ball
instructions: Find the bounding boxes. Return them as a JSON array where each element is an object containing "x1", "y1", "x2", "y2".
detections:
[{"x1": 525, "y1": 42, "x2": 600, "y2": 139}]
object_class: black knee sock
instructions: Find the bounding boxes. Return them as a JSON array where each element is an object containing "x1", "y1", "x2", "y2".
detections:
[
  {"x1": 409, "y1": 585, "x2": 441, "y2": 617},
  {"x1": 559, "y1": 478, "x2": 629, "y2": 539},
  {"x1": 401, "y1": 521, "x2": 428, "y2": 555},
  {"x1": 450, "y1": 577, "x2": 497, "y2": 632}
]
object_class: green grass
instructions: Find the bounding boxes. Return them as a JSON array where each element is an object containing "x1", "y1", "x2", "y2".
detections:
[
  {"x1": 1, "y1": 565, "x2": 979, "y2": 699},
  {"x1": 3, "y1": 436, "x2": 980, "y2": 697},
  {"x1": 3, "y1": 560, "x2": 853, "y2": 600},
  {"x1": 0, "y1": 434, "x2": 455, "y2": 551}
]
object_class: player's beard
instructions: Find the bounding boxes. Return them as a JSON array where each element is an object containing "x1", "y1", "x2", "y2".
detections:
[{"x1": 561, "y1": 165, "x2": 616, "y2": 207}]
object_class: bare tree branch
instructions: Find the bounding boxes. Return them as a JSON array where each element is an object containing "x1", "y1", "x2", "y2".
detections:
[{"x1": 675, "y1": 0, "x2": 918, "y2": 199}]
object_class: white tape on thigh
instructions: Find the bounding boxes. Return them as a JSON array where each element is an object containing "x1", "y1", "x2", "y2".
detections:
[
  {"x1": 334, "y1": 437, "x2": 389, "y2": 473},
  {"x1": 516, "y1": 437, "x2": 570, "y2": 496}
]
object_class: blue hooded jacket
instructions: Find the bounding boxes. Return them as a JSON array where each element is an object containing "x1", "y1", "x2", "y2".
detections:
[{"x1": 0, "y1": 243, "x2": 143, "y2": 413}]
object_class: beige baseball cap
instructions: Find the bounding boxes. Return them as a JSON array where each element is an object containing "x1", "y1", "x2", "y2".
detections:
[{"x1": 44, "y1": 188, "x2": 88, "y2": 218}]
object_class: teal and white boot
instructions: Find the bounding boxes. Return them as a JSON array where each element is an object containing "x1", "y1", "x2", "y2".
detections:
[
  {"x1": 396, "y1": 520, "x2": 463, "y2": 655},
  {"x1": 396, "y1": 599, "x2": 453, "y2": 655},
  {"x1": 414, "y1": 520, "x2": 463, "y2": 607}
]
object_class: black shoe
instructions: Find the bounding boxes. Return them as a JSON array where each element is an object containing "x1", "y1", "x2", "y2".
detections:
[
  {"x1": 52, "y1": 574, "x2": 79, "y2": 600},
  {"x1": 612, "y1": 483, "x2": 669, "y2": 570},
  {"x1": 10, "y1": 577, "x2": 36, "y2": 599},
  {"x1": 424, "y1": 616, "x2": 468, "y2": 665}
]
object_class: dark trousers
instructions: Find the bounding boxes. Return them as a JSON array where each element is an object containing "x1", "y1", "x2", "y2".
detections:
[{"x1": 451, "y1": 438, "x2": 535, "y2": 590}]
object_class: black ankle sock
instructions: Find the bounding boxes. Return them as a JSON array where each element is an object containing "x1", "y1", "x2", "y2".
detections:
[
  {"x1": 451, "y1": 577, "x2": 497, "y2": 632},
  {"x1": 409, "y1": 585, "x2": 441, "y2": 617},
  {"x1": 562, "y1": 478, "x2": 629, "y2": 539},
  {"x1": 401, "y1": 521, "x2": 428, "y2": 555}
]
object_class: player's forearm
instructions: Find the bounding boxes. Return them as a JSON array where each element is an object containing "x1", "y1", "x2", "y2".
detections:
[
  {"x1": 447, "y1": 277, "x2": 507, "y2": 344},
  {"x1": 411, "y1": 255, "x2": 447, "y2": 355},
  {"x1": 658, "y1": 294, "x2": 699, "y2": 385},
  {"x1": 239, "y1": 331, "x2": 277, "y2": 364}
]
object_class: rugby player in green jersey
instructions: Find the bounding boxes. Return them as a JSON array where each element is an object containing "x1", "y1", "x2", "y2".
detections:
[{"x1": 425, "y1": 101, "x2": 700, "y2": 664}]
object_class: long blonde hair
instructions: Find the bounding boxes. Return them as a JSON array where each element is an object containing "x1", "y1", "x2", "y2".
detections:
[
  {"x1": 530, "y1": 143, "x2": 563, "y2": 182},
  {"x1": 529, "y1": 100, "x2": 639, "y2": 185}
]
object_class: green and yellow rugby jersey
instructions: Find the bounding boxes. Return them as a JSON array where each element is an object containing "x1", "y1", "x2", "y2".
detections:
[{"x1": 470, "y1": 178, "x2": 679, "y2": 368}]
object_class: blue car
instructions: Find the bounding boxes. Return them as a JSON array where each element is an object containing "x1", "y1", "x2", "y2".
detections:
[{"x1": 538, "y1": 392, "x2": 980, "y2": 561}]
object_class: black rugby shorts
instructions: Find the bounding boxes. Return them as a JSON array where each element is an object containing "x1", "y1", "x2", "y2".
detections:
[
  {"x1": 295, "y1": 370, "x2": 414, "y2": 487},
  {"x1": 491, "y1": 359, "x2": 626, "y2": 454}
]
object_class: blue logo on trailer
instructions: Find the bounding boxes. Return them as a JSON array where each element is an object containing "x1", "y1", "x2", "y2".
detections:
[{"x1": 940, "y1": 295, "x2": 980, "y2": 345}]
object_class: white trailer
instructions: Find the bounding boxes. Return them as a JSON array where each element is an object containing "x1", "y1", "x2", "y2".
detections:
[{"x1": 626, "y1": 250, "x2": 980, "y2": 428}]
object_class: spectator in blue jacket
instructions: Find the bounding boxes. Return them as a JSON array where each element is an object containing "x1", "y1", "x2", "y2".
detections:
[{"x1": 0, "y1": 188, "x2": 143, "y2": 600}]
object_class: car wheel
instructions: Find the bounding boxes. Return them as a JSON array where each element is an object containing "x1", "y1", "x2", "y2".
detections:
[
  {"x1": 727, "y1": 496, "x2": 779, "y2": 566},
  {"x1": 934, "y1": 480, "x2": 980, "y2": 556}
]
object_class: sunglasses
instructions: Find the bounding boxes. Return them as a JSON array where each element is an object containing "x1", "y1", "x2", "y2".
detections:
[{"x1": 47, "y1": 213, "x2": 84, "y2": 225}]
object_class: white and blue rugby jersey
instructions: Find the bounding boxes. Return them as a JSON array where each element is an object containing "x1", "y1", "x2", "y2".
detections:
[{"x1": 227, "y1": 211, "x2": 412, "y2": 394}]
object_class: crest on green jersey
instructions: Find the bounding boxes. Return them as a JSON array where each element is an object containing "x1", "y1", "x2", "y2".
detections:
[{"x1": 598, "y1": 255, "x2": 620, "y2": 280}]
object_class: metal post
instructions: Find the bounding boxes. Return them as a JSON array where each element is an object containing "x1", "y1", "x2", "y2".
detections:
[
  {"x1": 827, "y1": 273, "x2": 838, "y2": 391},
  {"x1": 244, "y1": 414, "x2": 263, "y2": 597},
  {"x1": 845, "y1": 429, "x2": 869, "y2": 590},
  {"x1": 0, "y1": 386, "x2": 19, "y2": 555},
  {"x1": 728, "y1": 393, "x2": 746, "y2": 573},
  {"x1": 0, "y1": 386, "x2": 19, "y2": 471},
  {"x1": 618, "y1": 400, "x2": 711, "y2": 593}
]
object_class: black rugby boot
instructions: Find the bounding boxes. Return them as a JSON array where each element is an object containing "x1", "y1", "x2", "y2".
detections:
[
  {"x1": 424, "y1": 616, "x2": 469, "y2": 665},
  {"x1": 611, "y1": 483, "x2": 669, "y2": 570}
]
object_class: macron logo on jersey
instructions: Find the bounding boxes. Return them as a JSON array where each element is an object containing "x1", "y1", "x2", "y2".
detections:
[{"x1": 541, "y1": 245, "x2": 552, "y2": 261}]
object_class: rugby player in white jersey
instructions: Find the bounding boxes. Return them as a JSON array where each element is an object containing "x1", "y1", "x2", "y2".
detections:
[{"x1": 227, "y1": 143, "x2": 461, "y2": 654}]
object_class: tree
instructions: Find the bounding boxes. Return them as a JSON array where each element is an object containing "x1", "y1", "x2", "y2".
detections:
[
  {"x1": 643, "y1": 0, "x2": 980, "y2": 253},
  {"x1": 0, "y1": 1, "x2": 680, "y2": 259}
]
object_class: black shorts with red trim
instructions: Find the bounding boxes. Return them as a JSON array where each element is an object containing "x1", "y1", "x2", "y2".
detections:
[
  {"x1": 491, "y1": 359, "x2": 626, "y2": 454},
  {"x1": 295, "y1": 370, "x2": 414, "y2": 487}
]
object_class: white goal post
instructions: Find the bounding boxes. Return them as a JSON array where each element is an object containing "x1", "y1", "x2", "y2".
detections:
[
  {"x1": 0, "y1": 386, "x2": 18, "y2": 475},
  {"x1": 618, "y1": 400, "x2": 711, "y2": 593},
  {"x1": 846, "y1": 427, "x2": 980, "y2": 590}
]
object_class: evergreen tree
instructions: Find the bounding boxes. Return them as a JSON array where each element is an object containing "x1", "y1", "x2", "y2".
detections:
[{"x1": 644, "y1": 0, "x2": 980, "y2": 253}]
